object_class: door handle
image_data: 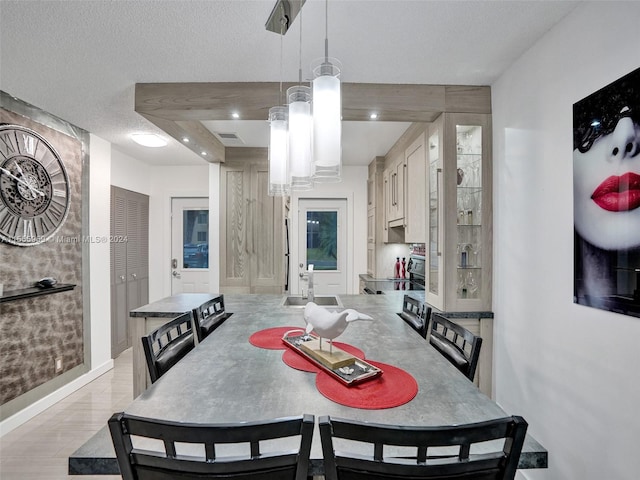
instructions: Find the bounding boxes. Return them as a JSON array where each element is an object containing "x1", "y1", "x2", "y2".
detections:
[
  {"x1": 172, "y1": 271, "x2": 181, "y2": 278},
  {"x1": 131, "y1": 273, "x2": 137, "y2": 279}
]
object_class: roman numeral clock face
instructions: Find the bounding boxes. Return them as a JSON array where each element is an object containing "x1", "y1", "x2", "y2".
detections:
[{"x1": 0, "y1": 124, "x2": 70, "y2": 246}]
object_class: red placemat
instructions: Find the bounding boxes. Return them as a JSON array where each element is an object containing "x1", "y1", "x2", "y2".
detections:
[
  {"x1": 315, "y1": 360, "x2": 418, "y2": 409},
  {"x1": 249, "y1": 327, "x2": 305, "y2": 350},
  {"x1": 282, "y1": 343, "x2": 366, "y2": 373}
]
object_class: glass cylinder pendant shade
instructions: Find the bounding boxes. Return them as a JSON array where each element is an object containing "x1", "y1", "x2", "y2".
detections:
[
  {"x1": 268, "y1": 106, "x2": 289, "y2": 196},
  {"x1": 287, "y1": 85, "x2": 314, "y2": 191},
  {"x1": 312, "y1": 61, "x2": 341, "y2": 182}
]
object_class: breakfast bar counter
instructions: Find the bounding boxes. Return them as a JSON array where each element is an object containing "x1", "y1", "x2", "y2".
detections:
[
  {"x1": 129, "y1": 293, "x2": 221, "y2": 397},
  {"x1": 69, "y1": 293, "x2": 547, "y2": 475}
]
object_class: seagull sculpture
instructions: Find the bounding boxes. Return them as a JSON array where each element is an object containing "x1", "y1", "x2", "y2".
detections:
[{"x1": 303, "y1": 302, "x2": 373, "y2": 353}]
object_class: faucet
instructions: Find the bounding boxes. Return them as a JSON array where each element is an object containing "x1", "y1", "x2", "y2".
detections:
[{"x1": 307, "y1": 264, "x2": 314, "y2": 303}]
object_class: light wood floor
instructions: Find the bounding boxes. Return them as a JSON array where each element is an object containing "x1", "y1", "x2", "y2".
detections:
[{"x1": 0, "y1": 348, "x2": 133, "y2": 480}]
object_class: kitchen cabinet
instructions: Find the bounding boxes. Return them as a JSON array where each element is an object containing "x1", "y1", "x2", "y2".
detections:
[
  {"x1": 385, "y1": 150, "x2": 405, "y2": 226},
  {"x1": 368, "y1": 157, "x2": 403, "y2": 276},
  {"x1": 404, "y1": 131, "x2": 426, "y2": 243},
  {"x1": 220, "y1": 150, "x2": 284, "y2": 293},
  {"x1": 367, "y1": 157, "x2": 384, "y2": 276},
  {"x1": 426, "y1": 113, "x2": 492, "y2": 312}
]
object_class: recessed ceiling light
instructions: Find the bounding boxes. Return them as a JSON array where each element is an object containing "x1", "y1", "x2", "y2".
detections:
[
  {"x1": 231, "y1": 112, "x2": 240, "y2": 119},
  {"x1": 182, "y1": 137, "x2": 190, "y2": 143},
  {"x1": 370, "y1": 113, "x2": 378, "y2": 119},
  {"x1": 201, "y1": 151, "x2": 207, "y2": 156},
  {"x1": 131, "y1": 133, "x2": 167, "y2": 148}
]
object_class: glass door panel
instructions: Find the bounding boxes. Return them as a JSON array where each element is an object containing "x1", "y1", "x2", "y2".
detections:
[
  {"x1": 456, "y1": 124, "x2": 482, "y2": 300},
  {"x1": 182, "y1": 209, "x2": 209, "y2": 269},
  {"x1": 306, "y1": 210, "x2": 338, "y2": 271}
]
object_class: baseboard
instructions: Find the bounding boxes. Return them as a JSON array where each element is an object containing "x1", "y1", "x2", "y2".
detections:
[{"x1": 0, "y1": 359, "x2": 114, "y2": 436}]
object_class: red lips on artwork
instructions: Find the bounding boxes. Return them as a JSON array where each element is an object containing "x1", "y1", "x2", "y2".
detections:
[{"x1": 591, "y1": 172, "x2": 640, "y2": 211}]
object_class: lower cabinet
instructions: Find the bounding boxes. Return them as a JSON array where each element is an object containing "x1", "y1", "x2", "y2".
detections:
[{"x1": 220, "y1": 150, "x2": 284, "y2": 294}]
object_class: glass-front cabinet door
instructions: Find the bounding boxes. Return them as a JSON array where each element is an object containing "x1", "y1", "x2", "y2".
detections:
[
  {"x1": 427, "y1": 116, "x2": 444, "y2": 308},
  {"x1": 456, "y1": 124, "x2": 483, "y2": 301},
  {"x1": 427, "y1": 112, "x2": 492, "y2": 312}
]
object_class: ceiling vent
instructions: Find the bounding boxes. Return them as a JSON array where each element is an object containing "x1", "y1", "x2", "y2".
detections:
[{"x1": 214, "y1": 132, "x2": 245, "y2": 146}]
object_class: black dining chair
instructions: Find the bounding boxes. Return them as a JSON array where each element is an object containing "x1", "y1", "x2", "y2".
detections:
[
  {"x1": 108, "y1": 412, "x2": 314, "y2": 480},
  {"x1": 319, "y1": 415, "x2": 528, "y2": 480},
  {"x1": 141, "y1": 311, "x2": 195, "y2": 383},
  {"x1": 429, "y1": 313, "x2": 482, "y2": 382},
  {"x1": 398, "y1": 295, "x2": 432, "y2": 339},
  {"x1": 192, "y1": 294, "x2": 232, "y2": 343}
]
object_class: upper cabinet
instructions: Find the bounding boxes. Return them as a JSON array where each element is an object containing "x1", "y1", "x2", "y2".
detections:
[
  {"x1": 404, "y1": 132, "x2": 426, "y2": 243},
  {"x1": 385, "y1": 150, "x2": 405, "y2": 226},
  {"x1": 380, "y1": 123, "x2": 428, "y2": 236},
  {"x1": 426, "y1": 113, "x2": 492, "y2": 312}
]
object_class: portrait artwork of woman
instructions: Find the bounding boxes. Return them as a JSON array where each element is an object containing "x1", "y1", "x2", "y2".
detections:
[{"x1": 573, "y1": 67, "x2": 640, "y2": 317}]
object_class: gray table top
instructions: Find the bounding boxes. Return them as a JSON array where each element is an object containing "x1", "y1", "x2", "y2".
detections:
[
  {"x1": 129, "y1": 292, "x2": 221, "y2": 318},
  {"x1": 69, "y1": 294, "x2": 546, "y2": 475}
]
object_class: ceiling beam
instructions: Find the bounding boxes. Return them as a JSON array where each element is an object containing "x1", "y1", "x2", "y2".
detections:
[{"x1": 134, "y1": 82, "x2": 490, "y2": 163}]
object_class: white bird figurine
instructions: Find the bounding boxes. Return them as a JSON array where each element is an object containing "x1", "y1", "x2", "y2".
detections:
[{"x1": 303, "y1": 302, "x2": 373, "y2": 353}]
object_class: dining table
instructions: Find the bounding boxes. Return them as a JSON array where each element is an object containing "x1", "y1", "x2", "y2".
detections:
[{"x1": 69, "y1": 293, "x2": 547, "y2": 476}]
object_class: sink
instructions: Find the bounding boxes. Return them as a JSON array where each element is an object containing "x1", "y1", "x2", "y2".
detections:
[{"x1": 281, "y1": 295, "x2": 343, "y2": 308}]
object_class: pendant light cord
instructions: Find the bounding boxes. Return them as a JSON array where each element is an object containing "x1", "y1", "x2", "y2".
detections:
[
  {"x1": 324, "y1": 0, "x2": 329, "y2": 61},
  {"x1": 279, "y1": 6, "x2": 284, "y2": 105},
  {"x1": 298, "y1": 0, "x2": 303, "y2": 84}
]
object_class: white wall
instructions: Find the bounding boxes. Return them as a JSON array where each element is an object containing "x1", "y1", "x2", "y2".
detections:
[
  {"x1": 88, "y1": 134, "x2": 112, "y2": 369},
  {"x1": 110, "y1": 148, "x2": 151, "y2": 195},
  {"x1": 289, "y1": 165, "x2": 368, "y2": 294},
  {"x1": 492, "y1": 3, "x2": 640, "y2": 479}
]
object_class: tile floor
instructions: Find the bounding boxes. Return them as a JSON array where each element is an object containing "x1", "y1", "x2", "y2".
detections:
[{"x1": 0, "y1": 348, "x2": 133, "y2": 480}]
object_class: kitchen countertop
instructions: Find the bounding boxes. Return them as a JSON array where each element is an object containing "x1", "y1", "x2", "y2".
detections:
[
  {"x1": 129, "y1": 293, "x2": 219, "y2": 318},
  {"x1": 359, "y1": 275, "x2": 494, "y2": 319},
  {"x1": 69, "y1": 293, "x2": 545, "y2": 475}
]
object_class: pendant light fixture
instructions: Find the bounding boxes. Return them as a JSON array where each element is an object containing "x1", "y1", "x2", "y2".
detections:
[
  {"x1": 312, "y1": 0, "x2": 341, "y2": 182},
  {"x1": 268, "y1": 9, "x2": 289, "y2": 196},
  {"x1": 268, "y1": 106, "x2": 289, "y2": 195},
  {"x1": 287, "y1": 0, "x2": 313, "y2": 191}
]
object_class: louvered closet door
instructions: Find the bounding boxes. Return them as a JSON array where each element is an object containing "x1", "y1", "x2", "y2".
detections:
[
  {"x1": 111, "y1": 188, "x2": 128, "y2": 356},
  {"x1": 111, "y1": 186, "x2": 149, "y2": 358}
]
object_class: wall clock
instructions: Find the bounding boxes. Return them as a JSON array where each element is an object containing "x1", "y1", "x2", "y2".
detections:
[{"x1": 0, "y1": 124, "x2": 71, "y2": 246}]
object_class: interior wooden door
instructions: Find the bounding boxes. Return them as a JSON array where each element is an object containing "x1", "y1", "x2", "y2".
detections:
[
  {"x1": 219, "y1": 162, "x2": 250, "y2": 293},
  {"x1": 219, "y1": 152, "x2": 283, "y2": 294},
  {"x1": 250, "y1": 163, "x2": 283, "y2": 293}
]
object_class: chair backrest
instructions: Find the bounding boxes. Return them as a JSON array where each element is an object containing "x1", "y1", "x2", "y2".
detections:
[
  {"x1": 108, "y1": 412, "x2": 314, "y2": 480},
  {"x1": 429, "y1": 313, "x2": 482, "y2": 381},
  {"x1": 398, "y1": 295, "x2": 432, "y2": 339},
  {"x1": 141, "y1": 311, "x2": 195, "y2": 383},
  {"x1": 192, "y1": 295, "x2": 231, "y2": 343},
  {"x1": 319, "y1": 415, "x2": 528, "y2": 480}
]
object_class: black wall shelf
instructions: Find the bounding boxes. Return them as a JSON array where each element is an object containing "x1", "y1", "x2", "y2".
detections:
[{"x1": 0, "y1": 284, "x2": 76, "y2": 304}]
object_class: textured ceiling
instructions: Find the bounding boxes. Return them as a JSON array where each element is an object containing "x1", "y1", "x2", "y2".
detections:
[{"x1": 0, "y1": 0, "x2": 579, "y2": 166}]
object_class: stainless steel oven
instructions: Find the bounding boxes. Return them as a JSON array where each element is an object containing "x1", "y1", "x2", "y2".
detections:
[{"x1": 407, "y1": 255, "x2": 425, "y2": 290}]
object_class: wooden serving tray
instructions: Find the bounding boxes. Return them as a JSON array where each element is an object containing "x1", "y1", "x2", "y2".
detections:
[{"x1": 282, "y1": 330, "x2": 382, "y2": 386}]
